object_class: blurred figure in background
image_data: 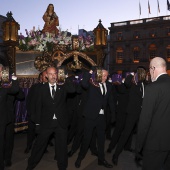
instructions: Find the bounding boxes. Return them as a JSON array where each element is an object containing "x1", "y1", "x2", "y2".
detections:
[
  {"x1": 107, "y1": 72, "x2": 133, "y2": 153},
  {"x1": 75, "y1": 69, "x2": 115, "y2": 169},
  {"x1": 0, "y1": 63, "x2": 19, "y2": 170},
  {"x1": 4, "y1": 88, "x2": 25, "y2": 167},
  {"x1": 112, "y1": 66, "x2": 146, "y2": 166}
]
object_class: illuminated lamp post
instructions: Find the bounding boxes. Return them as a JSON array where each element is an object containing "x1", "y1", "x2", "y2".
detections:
[
  {"x1": 93, "y1": 19, "x2": 108, "y2": 67},
  {"x1": 2, "y1": 11, "x2": 20, "y2": 74}
]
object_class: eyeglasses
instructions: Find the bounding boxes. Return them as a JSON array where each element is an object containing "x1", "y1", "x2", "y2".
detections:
[{"x1": 149, "y1": 66, "x2": 155, "y2": 70}]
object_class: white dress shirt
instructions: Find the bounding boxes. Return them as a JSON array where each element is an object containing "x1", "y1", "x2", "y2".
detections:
[
  {"x1": 49, "y1": 83, "x2": 57, "y2": 119},
  {"x1": 99, "y1": 82, "x2": 107, "y2": 114}
]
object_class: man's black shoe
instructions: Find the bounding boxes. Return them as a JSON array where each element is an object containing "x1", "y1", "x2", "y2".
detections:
[
  {"x1": 134, "y1": 156, "x2": 142, "y2": 167},
  {"x1": 75, "y1": 158, "x2": 81, "y2": 168},
  {"x1": 98, "y1": 159, "x2": 113, "y2": 168},
  {"x1": 112, "y1": 155, "x2": 118, "y2": 165},
  {"x1": 134, "y1": 151, "x2": 143, "y2": 167},
  {"x1": 68, "y1": 150, "x2": 75, "y2": 157}
]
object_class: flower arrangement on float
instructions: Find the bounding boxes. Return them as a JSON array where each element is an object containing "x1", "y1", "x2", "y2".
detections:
[{"x1": 18, "y1": 27, "x2": 94, "y2": 52}]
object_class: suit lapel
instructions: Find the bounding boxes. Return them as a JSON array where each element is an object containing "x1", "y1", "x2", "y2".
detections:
[
  {"x1": 53, "y1": 85, "x2": 62, "y2": 101},
  {"x1": 44, "y1": 83, "x2": 53, "y2": 100},
  {"x1": 97, "y1": 84, "x2": 102, "y2": 96},
  {"x1": 105, "y1": 82, "x2": 109, "y2": 97}
]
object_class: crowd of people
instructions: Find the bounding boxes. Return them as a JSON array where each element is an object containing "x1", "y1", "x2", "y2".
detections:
[{"x1": 0, "y1": 56, "x2": 170, "y2": 170}]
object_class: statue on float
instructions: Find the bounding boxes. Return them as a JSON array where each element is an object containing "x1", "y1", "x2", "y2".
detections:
[{"x1": 42, "y1": 4, "x2": 59, "y2": 36}]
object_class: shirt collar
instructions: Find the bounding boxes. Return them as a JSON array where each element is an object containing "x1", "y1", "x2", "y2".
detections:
[
  {"x1": 155, "y1": 73, "x2": 167, "y2": 81},
  {"x1": 100, "y1": 82, "x2": 106, "y2": 85},
  {"x1": 49, "y1": 82, "x2": 57, "y2": 88}
]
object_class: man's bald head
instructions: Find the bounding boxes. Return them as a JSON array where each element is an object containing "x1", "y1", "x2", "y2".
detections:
[
  {"x1": 149, "y1": 57, "x2": 167, "y2": 82},
  {"x1": 150, "y1": 57, "x2": 167, "y2": 69},
  {"x1": 46, "y1": 67, "x2": 57, "y2": 85}
]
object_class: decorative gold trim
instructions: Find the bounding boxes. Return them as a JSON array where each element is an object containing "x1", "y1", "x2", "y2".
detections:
[{"x1": 57, "y1": 50, "x2": 97, "y2": 67}]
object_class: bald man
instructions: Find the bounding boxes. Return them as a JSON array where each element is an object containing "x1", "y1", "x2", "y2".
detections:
[
  {"x1": 136, "y1": 57, "x2": 170, "y2": 170},
  {"x1": 75, "y1": 69, "x2": 115, "y2": 168},
  {"x1": 27, "y1": 67, "x2": 75, "y2": 170}
]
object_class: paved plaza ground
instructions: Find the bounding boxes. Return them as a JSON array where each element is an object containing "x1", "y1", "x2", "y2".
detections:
[{"x1": 5, "y1": 132, "x2": 142, "y2": 170}]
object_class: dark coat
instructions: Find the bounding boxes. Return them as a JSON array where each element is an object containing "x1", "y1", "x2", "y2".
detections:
[
  {"x1": 26, "y1": 83, "x2": 44, "y2": 121},
  {"x1": 7, "y1": 88, "x2": 25, "y2": 123},
  {"x1": 35, "y1": 79, "x2": 75, "y2": 129},
  {"x1": 81, "y1": 72, "x2": 115, "y2": 120},
  {"x1": 136, "y1": 74, "x2": 170, "y2": 152},
  {"x1": 0, "y1": 80, "x2": 19, "y2": 126}
]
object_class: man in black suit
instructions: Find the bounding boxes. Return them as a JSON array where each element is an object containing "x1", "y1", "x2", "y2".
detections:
[
  {"x1": 136, "y1": 57, "x2": 170, "y2": 170},
  {"x1": 107, "y1": 73, "x2": 133, "y2": 153},
  {"x1": 26, "y1": 66, "x2": 75, "y2": 170},
  {"x1": 4, "y1": 88, "x2": 25, "y2": 167},
  {"x1": 112, "y1": 67, "x2": 146, "y2": 165},
  {"x1": 0, "y1": 64, "x2": 19, "y2": 170},
  {"x1": 24, "y1": 71, "x2": 47, "y2": 154},
  {"x1": 68, "y1": 81, "x2": 98, "y2": 157},
  {"x1": 75, "y1": 69, "x2": 115, "y2": 168}
]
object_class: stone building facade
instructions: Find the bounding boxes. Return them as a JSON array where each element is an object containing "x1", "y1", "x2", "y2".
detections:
[
  {"x1": 0, "y1": 14, "x2": 9, "y2": 66},
  {"x1": 108, "y1": 15, "x2": 170, "y2": 73}
]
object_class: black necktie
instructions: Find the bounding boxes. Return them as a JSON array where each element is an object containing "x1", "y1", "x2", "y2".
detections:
[
  {"x1": 101, "y1": 83, "x2": 105, "y2": 96},
  {"x1": 51, "y1": 86, "x2": 55, "y2": 99}
]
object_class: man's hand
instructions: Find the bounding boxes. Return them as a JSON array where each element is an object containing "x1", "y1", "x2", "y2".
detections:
[
  {"x1": 11, "y1": 75, "x2": 17, "y2": 80},
  {"x1": 89, "y1": 70, "x2": 93, "y2": 74}
]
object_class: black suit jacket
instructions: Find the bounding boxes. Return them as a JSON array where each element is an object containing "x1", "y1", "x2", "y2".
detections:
[
  {"x1": 26, "y1": 83, "x2": 44, "y2": 122},
  {"x1": 35, "y1": 79, "x2": 75, "y2": 129},
  {"x1": 125, "y1": 75, "x2": 143, "y2": 119},
  {"x1": 7, "y1": 88, "x2": 25, "y2": 123},
  {"x1": 136, "y1": 74, "x2": 170, "y2": 152},
  {"x1": 82, "y1": 72, "x2": 115, "y2": 120},
  {"x1": 0, "y1": 80, "x2": 19, "y2": 126},
  {"x1": 116, "y1": 83, "x2": 130, "y2": 114}
]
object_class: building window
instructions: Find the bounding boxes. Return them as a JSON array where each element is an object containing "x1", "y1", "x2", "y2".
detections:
[
  {"x1": 134, "y1": 31, "x2": 140, "y2": 39},
  {"x1": 167, "y1": 45, "x2": 170, "y2": 62},
  {"x1": 133, "y1": 47, "x2": 140, "y2": 63},
  {"x1": 117, "y1": 32, "x2": 123, "y2": 41},
  {"x1": 150, "y1": 29, "x2": 156, "y2": 38},
  {"x1": 167, "y1": 27, "x2": 170, "y2": 36},
  {"x1": 116, "y1": 47, "x2": 123, "y2": 63},
  {"x1": 150, "y1": 50, "x2": 156, "y2": 59},
  {"x1": 149, "y1": 44, "x2": 156, "y2": 60}
]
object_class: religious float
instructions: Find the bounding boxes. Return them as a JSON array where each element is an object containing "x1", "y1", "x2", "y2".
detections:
[{"x1": 1, "y1": 7, "x2": 108, "y2": 132}]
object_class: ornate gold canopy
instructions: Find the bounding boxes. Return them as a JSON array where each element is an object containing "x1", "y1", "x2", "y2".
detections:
[{"x1": 34, "y1": 45, "x2": 97, "y2": 72}]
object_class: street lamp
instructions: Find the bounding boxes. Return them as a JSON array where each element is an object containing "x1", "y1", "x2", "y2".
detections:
[
  {"x1": 93, "y1": 19, "x2": 108, "y2": 47},
  {"x1": 2, "y1": 11, "x2": 20, "y2": 74},
  {"x1": 93, "y1": 19, "x2": 108, "y2": 67},
  {"x1": 2, "y1": 11, "x2": 20, "y2": 46}
]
